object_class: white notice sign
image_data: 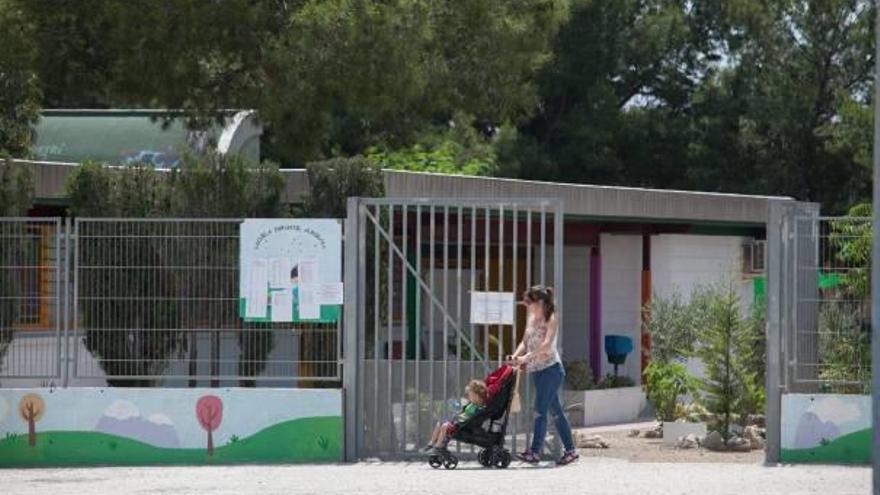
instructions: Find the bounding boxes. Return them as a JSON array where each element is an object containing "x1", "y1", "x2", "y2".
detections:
[
  {"x1": 470, "y1": 291, "x2": 515, "y2": 325},
  {"x1": 270, "y1": 290, "x2": 293, "y2": 322}
]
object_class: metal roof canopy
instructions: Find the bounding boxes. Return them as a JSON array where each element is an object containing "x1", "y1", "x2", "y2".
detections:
[{"x1": 22, "y1": 162, "x2": 808, "y2": 226}]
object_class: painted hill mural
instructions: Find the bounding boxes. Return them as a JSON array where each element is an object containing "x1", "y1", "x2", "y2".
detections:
[
  {"x1": 781, "y1": 394, "x2": 871, "y2": 464},
  {"x1": 0, "y1": 388, "x2": 342, "y2": 467}
]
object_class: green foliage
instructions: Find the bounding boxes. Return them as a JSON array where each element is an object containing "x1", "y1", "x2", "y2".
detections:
[
  {"x1": 563, "y1": 361, "x2": 595, "y2": 391},
  {"x1": 828, "y1": 204, "x2": 872, "y2": 297},
  {"x1": 299, "y1": 156, "x2": 384, "y2": 219},
  {"x1": 9, "y1": 0, "x2": 567, "y2": 165},
  {"x1": 643, "y1": 360, "x2": 699, "y2": 422},
  {"x1": 644, "y1": 289, "x2": 702, "y2": 362},
  {"x1": 647, "y1": 284, "x2": 767, "y2": 430},
  {"x1": 0, "y1": 1, "x2": 40, "y2": 157},
  {"x1": 65, "y1": 155, "x2": 286, "y2": 386},
  {"x1": 817, "y1": 303, "x2": 871, "y2": 394},
  {"x1": 695, "y1": 285, "x2": 760, "y2": 441}
]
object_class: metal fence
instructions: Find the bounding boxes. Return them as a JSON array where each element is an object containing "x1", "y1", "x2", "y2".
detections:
[
  {"x1": 790, "y1": 215, "x2": 871, "y2": 393},
  {"x1": 0, "y1": 218, "x2": 64, "y2": 381},
  {"x1": 0, "y1": 218, "x2": 340, "y2": 387},
  {"x1": 344, "y1": 198, "x2": 564, "y2": 460}
]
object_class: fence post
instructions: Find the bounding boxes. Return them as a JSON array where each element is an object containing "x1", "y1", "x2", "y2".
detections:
[
  {"x1": 343, "y1": 198, "x2": 361, "y2": 462},
  {"x1": 765, "y1": 199, "x2": 787, "y2": 464},
  {"x1": 62, "y1": 217, "x2": 71, "y2": 388}
]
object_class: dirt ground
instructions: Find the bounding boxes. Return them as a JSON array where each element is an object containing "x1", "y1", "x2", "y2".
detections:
[{"x1": 572, "y1": 424, "x2": 764, "y2": 464}]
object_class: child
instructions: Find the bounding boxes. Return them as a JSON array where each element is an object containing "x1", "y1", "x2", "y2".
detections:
[{"x1": 422, "y1": 379, "x2": 489, "y2": 454}]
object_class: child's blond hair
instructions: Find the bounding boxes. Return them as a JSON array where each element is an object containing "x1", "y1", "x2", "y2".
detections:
[{"x1": 465, "y1": 379, "x2": 488, "y2": 403}]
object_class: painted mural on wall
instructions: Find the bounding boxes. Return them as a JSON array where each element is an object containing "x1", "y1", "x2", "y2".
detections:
[
  {"x1": 0, "y1": 388, "x2": 341, "y2": 467},
  {"x1": 781, "y1": 393, "x2": 871, "y2": 464}
]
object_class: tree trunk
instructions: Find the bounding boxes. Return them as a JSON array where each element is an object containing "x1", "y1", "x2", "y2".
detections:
[
  {"x1": 28, "y1": 419, "x2": 35, "y2": 447},
  {"x1": 207, "y1": 429, "x2": 213, "y2": 456}
]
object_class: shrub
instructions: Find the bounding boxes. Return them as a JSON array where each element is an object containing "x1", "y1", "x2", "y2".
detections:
[
  {"x1": 643, "y1": 360, "x2": 699, "y2": 422},
  {"x1": 563, "y1": 361, "x2": 595, "y2": 390}
]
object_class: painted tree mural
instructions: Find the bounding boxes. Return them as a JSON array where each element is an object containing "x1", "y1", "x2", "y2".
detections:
[
  {"x1": 18, "y1": 393, "x2": 44, "y2": 447},
  {"x1": 196, "y1": 395, "x2": 223, "y2": 456}
]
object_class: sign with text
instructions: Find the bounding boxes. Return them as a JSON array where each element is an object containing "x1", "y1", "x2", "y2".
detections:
[
  {"x1": 470, "y1": 291, "x2": 515, "y2": 325},
  {"x1": 239, "y1": 219, "x2": 342, "y2": 323}
]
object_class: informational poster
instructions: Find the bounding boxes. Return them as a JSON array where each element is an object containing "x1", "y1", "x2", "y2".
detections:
[
  {"x1": 470, "y1": 291, "x2": 515, "y2": 325},
  {"x1": 239, "y1": 219, "x2": 343, "y2": 323}
]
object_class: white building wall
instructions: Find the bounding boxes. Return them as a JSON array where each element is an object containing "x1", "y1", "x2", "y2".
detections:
[
  {"x1": 650, "y1": 234, "x2": 752, "y2": 379},
  {"x1": 600, "y1": 234, "x2": 642, "y2": 383}
]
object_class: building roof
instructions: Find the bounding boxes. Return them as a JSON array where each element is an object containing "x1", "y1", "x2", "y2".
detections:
[{"x1": 21, "y1": 162, "x2": 799, "y2": 225}]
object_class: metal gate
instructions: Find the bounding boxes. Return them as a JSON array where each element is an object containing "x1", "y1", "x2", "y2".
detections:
[{"x1": 343, "y1": 198, "x2": 564, "y2": 460}]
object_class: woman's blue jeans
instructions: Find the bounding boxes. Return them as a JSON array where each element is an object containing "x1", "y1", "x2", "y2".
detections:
[{"x1": 529, "y1": 362, "x2": 575, "y2": 453}]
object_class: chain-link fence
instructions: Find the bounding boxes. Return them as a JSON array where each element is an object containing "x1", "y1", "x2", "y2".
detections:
[
  {"x1": 0, "y1": 218, "x2": 341, "y2": 387},
  {"x1": 0, "y1": 218, "x2": 64, "y2": 381},
  {"x1": 791, "y1": 215, "x2": 871, "y2": 393}
]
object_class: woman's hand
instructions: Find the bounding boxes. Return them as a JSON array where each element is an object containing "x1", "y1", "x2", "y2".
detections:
[{"x1": 514, "y1": 355, "x2": 528, "y2": 368}]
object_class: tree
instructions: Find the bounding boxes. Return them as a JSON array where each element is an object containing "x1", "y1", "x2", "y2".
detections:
[
  {"x1": 18, "y1": 393, "x2": 44, "y2": 447},
  {"x1": 0, "y1": 0, "x2": 40, "y2": 157},
  {"x1": 196, "y1": 395, "x2": 223, "y2": 456},
  {"x1": 11, "y1": 0, "x2": 567, "y2": 165}
]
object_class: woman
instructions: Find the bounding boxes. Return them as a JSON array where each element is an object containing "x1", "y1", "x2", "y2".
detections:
[{"x1": 506, "y1": 285, "x2": 579, "y2": 466}]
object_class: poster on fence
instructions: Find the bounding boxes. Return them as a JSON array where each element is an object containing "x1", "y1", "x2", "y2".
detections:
[{"x1": 239, "y1": 219, "x2": 343, "y2": 323}]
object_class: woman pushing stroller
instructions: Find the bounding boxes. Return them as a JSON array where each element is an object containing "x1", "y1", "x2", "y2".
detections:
[{"x1": 507, "y1": 285, "x2": 579, "y2": 466}]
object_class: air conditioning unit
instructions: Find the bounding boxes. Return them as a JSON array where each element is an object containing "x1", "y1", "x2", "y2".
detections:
[{"x1": 742, "y1": 239, "x2": 766, "y2": 274}]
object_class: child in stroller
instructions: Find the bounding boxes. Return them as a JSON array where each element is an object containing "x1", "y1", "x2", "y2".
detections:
[
  {"x1": 424, "y1": 365, "x2": 517, "y2": 470},
  {"x1": 422, "y1": 379, "x2": 488, "y2": 454}
]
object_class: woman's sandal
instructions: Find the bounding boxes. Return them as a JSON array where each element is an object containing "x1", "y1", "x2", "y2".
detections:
[
  {"x1": 516, "y1": 451, "x2": 540, "y2": 464},
  {"x1": 556, "y1": 450, "x2": 579, "y2": 466}
]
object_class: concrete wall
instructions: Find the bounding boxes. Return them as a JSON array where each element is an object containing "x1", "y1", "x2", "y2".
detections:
[
  {"x1": 0, "y1": 388, "x2": 342, "y2": 466},
  {"x1": 599, "y1": 234, "x2": 642, "y2": 383}
]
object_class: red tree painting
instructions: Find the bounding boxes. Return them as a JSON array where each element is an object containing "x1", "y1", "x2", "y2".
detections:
[{"x1": 196, "y1": 395, "x2": 223, "y2": 456}]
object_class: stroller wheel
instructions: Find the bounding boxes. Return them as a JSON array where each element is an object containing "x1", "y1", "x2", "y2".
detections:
[
  {"x1": 495, "y1": 450, "x2": 511, "y2": 469},
  {"x1": 442, "y1": 456, "x2": 459, "y2": 470},
  {"x1": 428, "y1": 456, "x2": 442, "y2": 469},
  {"x1": 477, "y1": 449, "x2": 490, "y2": 467}
]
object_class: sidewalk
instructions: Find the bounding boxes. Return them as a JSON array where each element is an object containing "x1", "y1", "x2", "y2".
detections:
[{"x1": 0, "y1": 459, "x2": 869, "y2": 495}]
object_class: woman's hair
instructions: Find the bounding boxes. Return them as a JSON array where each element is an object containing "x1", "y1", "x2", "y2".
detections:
[
  {"x1": 523, "y1": 285, "x2": 556, "y2": 320},
  {"x1": 466, "y1": 379, "x2": 488, "y2": 402}
]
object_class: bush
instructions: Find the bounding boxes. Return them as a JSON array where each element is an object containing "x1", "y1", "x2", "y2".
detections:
[
  {"x1": 299, "y1": 155, "x2": 384, "y2": 218},
  {"x1": 644, "y1": 289, "x2": 701, "y2": 362},
  {"x1": 563, "y1": 361, "x2": 595, "y2": 390},
  {"x1": 643, "y1": 360, "x2": 699, "y2": 422},
  {"x1": 818, "y1": 303, "x2": 871, "y2": 394},
  {"x1": 66, "y1": 153, "x2": 287, "y2": 386}
]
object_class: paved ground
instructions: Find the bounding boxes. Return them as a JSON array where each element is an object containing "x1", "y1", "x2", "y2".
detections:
[{"x1": 0, "y1": 460, "x2": 869, "y2": 495}]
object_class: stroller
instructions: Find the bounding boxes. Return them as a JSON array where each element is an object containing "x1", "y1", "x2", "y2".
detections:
[{"x1": 427, "y1": 364, "x2": 518, "y2": 470}]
